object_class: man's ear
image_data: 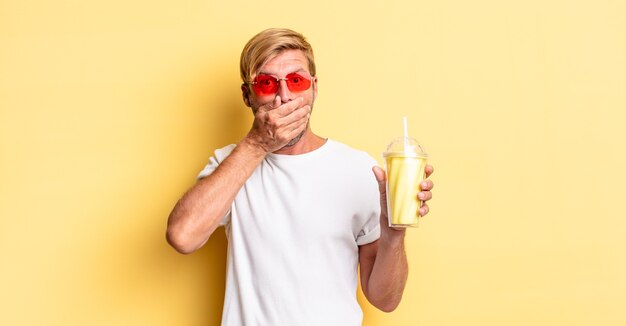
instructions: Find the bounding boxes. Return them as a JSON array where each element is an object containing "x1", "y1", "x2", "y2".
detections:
[
  {"x1": 241, "y1": 84, "x2": 251, "y2": 107},
  {"x1": 312, "y1": 77, "x2": 318, "y2": 101}
]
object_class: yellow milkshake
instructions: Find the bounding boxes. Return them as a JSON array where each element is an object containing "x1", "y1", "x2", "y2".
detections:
[
  {"x1": 385, "y1": 154, "x2": 428, "y2": 227},
  {"x1": 383, "y1": 118, "x2": 428, "y2": 227}
]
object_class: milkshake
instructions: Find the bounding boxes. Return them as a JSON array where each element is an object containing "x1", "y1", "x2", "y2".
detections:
[{"x1": 383, "y1": 118, "x2": 428, "y2": 227}]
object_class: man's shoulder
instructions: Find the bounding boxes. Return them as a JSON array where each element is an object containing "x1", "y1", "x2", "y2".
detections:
[{"x1": 326, "y1": 139, "x2": 377, "y2": 164}]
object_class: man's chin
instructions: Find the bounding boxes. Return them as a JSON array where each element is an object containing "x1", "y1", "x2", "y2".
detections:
[{"x1": 283, "y1": 130, "x2": 306, "y2": 148}]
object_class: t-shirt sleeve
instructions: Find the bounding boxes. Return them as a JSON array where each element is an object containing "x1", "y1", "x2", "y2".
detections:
[
  {"x1": 356, "y1": 214, "x2": 381, "y2": 245},
  {"x1": 356, "y1": 155, "x2": 382, "y2": 246},
  {"x1": 196, "y1": 144, "x2": 237, "y2": 226}
]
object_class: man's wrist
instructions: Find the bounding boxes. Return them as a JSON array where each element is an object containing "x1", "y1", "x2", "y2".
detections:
[
  {"x1": 239, "y1": 136, "x2": 270, "y2": 158},
  {"x1": 380, "y1": 227, "x2": 406, "y2": 246}
]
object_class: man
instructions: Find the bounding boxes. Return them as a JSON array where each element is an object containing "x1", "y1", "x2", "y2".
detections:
[{"x1": 166, "y1": 28, "x2": 434, "y2": 325}]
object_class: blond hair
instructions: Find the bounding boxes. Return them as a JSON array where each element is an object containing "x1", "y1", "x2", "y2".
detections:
[{"x1": 240, "y1": 28, "x2": 316, "y2": 83}]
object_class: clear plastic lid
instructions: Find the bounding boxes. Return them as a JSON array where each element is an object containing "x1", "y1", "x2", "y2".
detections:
[{"x1": 383, "y1": 137, "x2": 428, "y2": 158}]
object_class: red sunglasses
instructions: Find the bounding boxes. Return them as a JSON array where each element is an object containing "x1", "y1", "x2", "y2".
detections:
[{"x1": 251, "y1": 72, "x2": 313, "y2": 96}]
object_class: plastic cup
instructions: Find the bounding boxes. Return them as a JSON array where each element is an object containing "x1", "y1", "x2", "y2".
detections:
[{"x1": 383, "y1": 126, "x2": 428, "y2": 228}]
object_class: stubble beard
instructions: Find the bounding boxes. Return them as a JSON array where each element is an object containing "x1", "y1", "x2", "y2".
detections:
[{"x1": 284, "y1": 128, "x2": 306, "y2": 148}]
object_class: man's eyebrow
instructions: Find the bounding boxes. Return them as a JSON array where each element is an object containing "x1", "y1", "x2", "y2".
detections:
[{"x1": 256, "y1": 68, "x2": 308, "y2": 76}]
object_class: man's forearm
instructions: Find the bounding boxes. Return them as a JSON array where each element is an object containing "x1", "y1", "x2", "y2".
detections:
[
  {"x1": 166, "y1": 138, "x2": 266, "y2": 254},
  {"x1": 366, "y1": 233, "x2": 408, "y2": 312}
]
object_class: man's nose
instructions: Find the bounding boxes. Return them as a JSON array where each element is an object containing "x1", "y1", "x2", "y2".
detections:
[{"x1": 277, "y1": 79, "x2": 294, "y2": 102}]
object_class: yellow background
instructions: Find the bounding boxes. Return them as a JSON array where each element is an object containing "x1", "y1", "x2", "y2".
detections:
[{"x1": 1, "y1": 0, "x2": 625, "y2": 325}]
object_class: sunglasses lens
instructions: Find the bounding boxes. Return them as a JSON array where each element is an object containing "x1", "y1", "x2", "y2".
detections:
[
  {"x1": 252, "y1": 73, "x2": 311, "y2": 96},
  {"x1": 252, "y1": 74, "x2": 278, "y2": 95},
  {"x1": 286, "y1": 73, "x2": 311, "y2": 92}
]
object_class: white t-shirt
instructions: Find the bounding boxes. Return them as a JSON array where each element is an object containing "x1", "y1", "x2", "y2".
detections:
[{"x1": 198, "y1": 139, "x2": 381, "y2": 326}]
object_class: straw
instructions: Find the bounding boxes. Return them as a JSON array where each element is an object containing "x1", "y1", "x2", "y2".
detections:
[{"x1": 403, "y1": 116, "x2": 409, "y2": 152}]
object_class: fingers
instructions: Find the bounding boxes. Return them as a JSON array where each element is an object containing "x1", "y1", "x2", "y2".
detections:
[
  {"x1": 425, "y1": 164, "x2": 434, "y2": 178},
  {"x1": 420, "y1": 179, "x2": 434, "y2": 191},
  {"x1": 417, "y1": 189, "x2": 432, "y2": 201},
  {"x1": 419, "y1": 204, "x2": 430, "y2": 217},
  {"x1": 260, "y1": 97, "x2": 303, "y2": 115},
  {"x1": 257, "y1": 95, "x2": 285, "y2": 113},
  {"x1": 372, "y1": 166, "x2": 389, "y2": 218},
  {"x1": 372, "y1": 166, "x2": 387, "y2": 194},
  {"x1": 272, "y1": 96, "x2": 281, "y2": 109},
  {"x1": 256, "y1": 95, "x2": 309, "y2": 125},
  {"x1": 278, "y1": 101, "x2": 310, "y2": 135},
  {"x1": 277, "y1": 103, "x2": 310, "y2": 127},
  {"x1": 280, "y1": 113, "x2": 310, "y2": 141},
  {"x1": 258, "y1": 96, "x2": 282, "y2": 111},
  {"x1": 418, "y1": 176, "x2": 433, "y2": 217},
  {"x1": 275, "y1": 97, "x2": 305, "y2": 117},
  {"x1": 418, "y1": 180, "x2": 433, "y2": 202},
  {"x1": 273, "y1": 97, "x2": 310, "y2": 138}
]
